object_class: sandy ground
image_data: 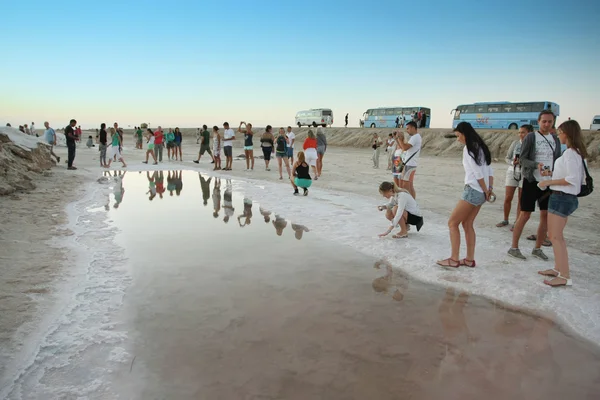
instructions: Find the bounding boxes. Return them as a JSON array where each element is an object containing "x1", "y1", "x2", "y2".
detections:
[{"x1": 1, "y1": 138, "x2": 599, "y2": 392}]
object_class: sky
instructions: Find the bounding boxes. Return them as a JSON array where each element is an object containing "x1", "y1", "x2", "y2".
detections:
[{"x1": 1, "y1": 0, "x2": 599, "y2": 129}]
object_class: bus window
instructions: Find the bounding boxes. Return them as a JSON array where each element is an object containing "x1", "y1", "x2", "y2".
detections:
[
  {"x1": 486, "y1": 104, "x2": 501, "y2": 113},
  {"x1": 531, "y1": 102, "x2": 545, "y2": 112},
  {"x1": 466, "y1": 105, "x2": 475, "y2": 113},
  {"x1": 422, "y1": 108, "x2": 431, "y2": 116},
  {"x1": 322, "y1": 110, "x2": 332, "y2": 116},
  {"x1": 502, "y1": 104, "x2": 515, "y2": 112},
  {"x1": 515, "y1": 103, "x2": 531, "y2": 112},
  {"x1": 475, "y1": 104, "x2": 487, "y2": 113}
]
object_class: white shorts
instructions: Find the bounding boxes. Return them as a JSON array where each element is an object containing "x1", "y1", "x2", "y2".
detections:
[
  {"x1": 505, "y1": 168, "x2": 522, "y2": 188},
  {"x1": 401, "y1": 165, "x2": 417, "y2": 182},
  {"x1": 110, "y1": 145, "x2": 121, "y2": 159},
  {"x1": 304, "y1": 148, "x2": 318, "y2": 167}
]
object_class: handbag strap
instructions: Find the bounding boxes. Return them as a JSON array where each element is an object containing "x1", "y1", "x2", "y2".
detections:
[{"x1": 539, "y1": 132, "x2": 556, "y2": 154}]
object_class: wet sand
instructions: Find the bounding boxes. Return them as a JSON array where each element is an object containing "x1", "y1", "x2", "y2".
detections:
[{"x1": 97, "y1": 172, "x2": 600, "y2": 399}]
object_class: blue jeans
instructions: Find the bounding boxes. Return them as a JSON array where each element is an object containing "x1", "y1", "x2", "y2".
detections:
[
  {"x1": 548, "y1": 192, "x2": 578, "y2": 218},
  {"x1": 462, "y1": 185, "x2": 486, "y2": 206}
]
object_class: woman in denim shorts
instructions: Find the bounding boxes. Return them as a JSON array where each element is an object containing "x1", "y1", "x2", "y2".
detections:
[
  {"x1": 537, "y1": 120, "x2": 588, "y2": 287},
  {"x1": 437, "y1": 122, "x2": 494, "y2": 268}
]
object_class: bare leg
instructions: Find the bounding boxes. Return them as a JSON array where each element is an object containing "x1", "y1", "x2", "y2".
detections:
[
  {"x1": 277, "y1": 157, "x2": 283, "y2": 178},
  {"x1": 546, "y1": 213, "x2": 570, "y2": 284},
  {"x1": 462, "y1": 205, "x2": 482, "y2": 260},
  {"x1": 250, "y1": 150, "x2": 254, "y2": 169},
  {"x1": 448, "y1": 200, "x2": 477, "y2": 260},
  {"x1": 534, "y1": 210, "x2": 549, "y2": 249},
  {"x1": 503, "y1": 186, "x2": 516, "y2": 221},
  {"x1": 511, "y1": 211, "x2": 531, "y2": 248},
  {"x1": 284, "y1": 157, "x2": 291, "y2": 178},
  {"x1": 245, "y1": 150, "x2": 250, "y2": 169}
]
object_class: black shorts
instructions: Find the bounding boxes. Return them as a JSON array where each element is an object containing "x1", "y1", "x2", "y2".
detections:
[
  {"x1": 406, "y1": 212, "x2": 424, "y2": 231},
  {"x1": 520, "y1": 178, "x2": 550, "y2": 212},
  {"x1": 224, "y1": 146, "x2": 233, "y2": 157}
]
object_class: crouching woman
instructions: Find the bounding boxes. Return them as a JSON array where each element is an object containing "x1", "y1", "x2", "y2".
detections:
[{"x1": 378, "y1": 181, "x2": 424, "y2": 239}]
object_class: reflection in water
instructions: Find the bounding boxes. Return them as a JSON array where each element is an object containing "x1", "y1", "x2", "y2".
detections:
[
  {"x1": 146, "y1": 171, "x2": 157, "y2": 201},
  {"x1": 238, "y1": 198, "x2": 253, "y2": 227},
  {"x1": 291, "y1": 223, "x2": 309, "y2": 240},
  {"x1": 272, "y1": 214, "x2": 287, "y2": 236},
  {"x1": 212, "y1": 178, "x2": 221, "y2": 218},
  {"x1": 260, "y1": 207, "x2": 271, "y2": 223},
  {"x1": 198, "y1": 172, "x2": 211, "y2": 205},
  {"x1": 223, "y1": 180, "x2": 234, "y2": 223},
  {"x1": 372, "y1": 259, "x2": 409, "y2": 302},
  {"x1": 167, "y1": 171, "x2": 184, "y2": 197}
]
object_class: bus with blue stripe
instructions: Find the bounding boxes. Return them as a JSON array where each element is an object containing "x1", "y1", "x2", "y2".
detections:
[
  {"x1": 363, "y1": 106, "x2": 431, "y2": 128},
  {"x1": 451, "y1": 101, "x2": 560, "y2": 130}
]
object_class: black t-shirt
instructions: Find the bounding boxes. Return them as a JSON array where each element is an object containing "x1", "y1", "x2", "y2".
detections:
[
  {"x1": 244, "y1": 131, "x2": 253, "y2": 147},
  {"x1": 65, "y1": 125, "x2": 76, "y2": 144},
  {"x1": 296, "y1": 162, "x2": 311, "y2": 179},
  {"x1": 99, "y1": 129, "x2": 107, "y2": 145}
]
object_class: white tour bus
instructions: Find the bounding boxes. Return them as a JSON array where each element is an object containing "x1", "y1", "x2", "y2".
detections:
[
  {"x1": 294, "y1": 108, "x2": 333, "y2": 127},
  {"x1": 590, "y1": 115, "x2": 600, "y2": 130}
]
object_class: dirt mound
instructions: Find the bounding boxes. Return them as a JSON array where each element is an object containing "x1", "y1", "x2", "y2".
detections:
[{"x1": 0, "y1": 128, "x2": 55, "y2": 195}]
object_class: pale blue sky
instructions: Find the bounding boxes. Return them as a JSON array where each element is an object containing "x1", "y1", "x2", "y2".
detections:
[{"x1": 1, "y1": 0, "x2": 599, "y2": 129}]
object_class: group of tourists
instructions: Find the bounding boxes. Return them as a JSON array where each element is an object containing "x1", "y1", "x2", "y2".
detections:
[{"x1": 375, "y1": 111, "x2": 590, "y2": 289}]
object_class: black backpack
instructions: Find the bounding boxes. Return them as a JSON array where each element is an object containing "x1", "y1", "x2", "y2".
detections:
[{"x1": 578, "y1": 160, "x2": 594, "y2": 197}]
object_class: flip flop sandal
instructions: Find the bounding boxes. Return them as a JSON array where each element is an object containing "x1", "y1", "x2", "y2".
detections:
[
  {"x1": 459, "y1": 259, "x2": 476, "y2": 268},
  {"x1": 544, "y1": 273, "x2": 572, "y2": 287},
  {"x1": 392, "y1": 233, "x2": 408, "y2": 239},
  {"x1": 527, "y1": 234, "x2": 537, "y2": 241},
  {"x1": 538, "y1": 268, "x2": 559, "y2": 277},
  {"x1": 496, "y1": 220, "x2": 509, "y2": 227},
  {"x1": 542, "y1": 239, "x2": 552, "y2": 247},
  {"x1": 436, "y1": 258, "x2": 459, "y2": 268}
]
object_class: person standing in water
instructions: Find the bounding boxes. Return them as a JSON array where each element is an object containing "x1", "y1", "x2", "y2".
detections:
[
  {"x1": 316, "y1": 126, "x2": 327, "y2": 178},
  {"x1": 239, "y1": 121, "x2": 255, "y2": 171},
  {"x1": 437, "y1": 122, "x2": 493, "y2": 268},
  {"x1": 142, "y1": 128, "x2": 158, "y2": 165},
  {"x1": 260, "y1": 125, "x2": 274, "y2": 171},
  {"x1": 275, "y1": 127, "x2": 291, "y2": 180},
  {"x1": 105, "y1": 127, "x2": 127, "y2": 168},
  {"x1": 290, "y1": 151, "x2": 312, "y2": 196}
]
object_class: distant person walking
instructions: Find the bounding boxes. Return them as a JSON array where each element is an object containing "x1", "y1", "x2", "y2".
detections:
[
  {"x1": 222, "y1": 122, "x2": 235, "y2": 171},
  {"x1": 437, "y1": 122, "x2": 494, "y2": 268},
  {"x1": 174, "y1": 127, "x2": 183, "y2": 161},
  {"x1": 99, "y1": 123, "x2": 108, "y2": 167},
  {"x1": 193, "y1": 124, "x2": 214, "y2": 165},
  {"x1": 260, "y1": 125, "x2": 275, "y2": 171},
  {"x1": 496, "y1": 124, "x2": 532, "y2": 228},
  {"x1": 142, "y1": 128, "x2": 158, "y2": 165},
  {"x1": 316, "y1": 126, "x2": 327, "y2": 178},
  {"x1": 290, "y1": 151, "x2": 312, "y2": 196},
  {"x1": 372, "y1": 133, "x2": 383, "y2": 168},
  {"x1": 536, "y1": 120, "x2": 588, "y2": 287},
  {"x1": 395, "y1": 121, "x2": 422, "y2": 199},
  {"x1": 65, "y1": 119, "x2": 78, "y2": 170},
  {"x1": 30, "y1": 122, "x2": 36, "y2": 137},
  {"x1": 104, "y1": 127, "x2": 127, "y2": 168},
  {"x1": 395, "y1": 116, "x2": 400, "y2": 128},
  {"x1": 154, "y1": 126, "x2": 164, "y2": 162},
  {"x1": 43, "y1": 121, "x2": 60, "y2": 163},
  {"x1": 508, "y1": 110, "x2": 561, "y2": 261},
  {"x1": 275, "y1": 127, "x2": 291, "y2": 180},
  {"x1": 302, "y1": 129, "x2": 319, "y2": 179},
  {"x1": 239, "y1": 121, "x2": 254, "y2": 171},
  {"x1": 286, "y1": 126, "x2": 295, "y2": 165},
  {"x1": 345, "y1": 113, "x2": 349, "y2": 128}
]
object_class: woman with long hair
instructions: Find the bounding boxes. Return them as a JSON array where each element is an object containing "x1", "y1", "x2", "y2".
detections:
[
  {"x1": 105, "y1": 127, "x2": 127, "y2": 168},
  {"x1": 173, "y1": 127, "x2": 183, "y2": 161},
  {"x1": 260, "y1": 125, "x2": 274, "y2": 171},
  {"x1": 239, "y1": 121, "x2": 254, "y2": 171},
  {"x1": 303, "y1": 129, "x2": 319, "y2": 179},
  {"x1": 290, "y1": 151, "x2": 312, "y2": 196},
  {"x1": 316, "y1": 126, "x2": 327, "y2": 177},
  {"x1": 437, "y1": 122, "x2": 493, "y2": 267},
  {"x1": 142, "y1": 128, "x2": 158, "y2": 165},
  {"x1": 537, "y1": 120, "x2": 587, "y2": 287}
]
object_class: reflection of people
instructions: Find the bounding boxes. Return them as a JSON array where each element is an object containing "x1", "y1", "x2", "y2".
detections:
[
  {"x1": 291, "y1": 223, "x2": 309, "y2": 240},
  {"x1": 272, "y1": 214, "x2": 287, "y2": 236},
  {"x1": 146, "y1": 171, "x2": 157, "y2": 201},
  {"x1": 223, "y1": 180, "x2": 234, "y2": 223},
  {"x1": 237, "y1": 198, "x2": 253, "y2": 227},
  {"x1": 260, "y1": 207, "x2": 271, "y2": 223},
  {"x1": 212, "y1": 178, "x2": 221, "y2": 218},
  {"x1": 199, "y1": 173, "x2": 212, "y2": 205},
  {"x1": 372, "y1": 259, "x2": 408, "y2": 302},
  {"x1": 156, "y1": 171, "x2": 165, "y2": 199},
  {"x1": 173, "y1": 170, "x2": 183, "y2": 196},
  {"x1": 167, "y1": 171, "x2": 176, "y2": 196},
  {"x1": 113, "y1": 172, "x2": 126, "y2": 208}
]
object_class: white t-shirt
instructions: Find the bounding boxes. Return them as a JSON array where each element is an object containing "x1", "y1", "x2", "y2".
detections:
[
  {"x1": 550, "y1": 148, "x2": 585, "y2": 195},
  {"x1": 386, "y1": 138, "x2": 395, "y2": 150},
  {"x1": 533, "y1": 132, "x2": 556, "y2": 182},
  {"x1": 463, "y1": 146, "x2": 493, "y2": 192},
  {"x1": 223, "y1": 128, "x2": 235, "y2": 147},
  {"x1": 287, "y1": 131, "x2": 295, "y2": 149},
  {"x1": 385, "y1": 192, "x2": 422, "y2": 227},
  {"x1": 402, "y1": 133, "x2": 422, "y2": 167},
  {"x1": 148, "y1": 135, "x2": 155, "y2": 145}
]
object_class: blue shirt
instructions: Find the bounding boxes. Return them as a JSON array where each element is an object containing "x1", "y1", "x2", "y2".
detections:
[{"x1": 44, "y1": 128, "x2": 55, "y2": 144}]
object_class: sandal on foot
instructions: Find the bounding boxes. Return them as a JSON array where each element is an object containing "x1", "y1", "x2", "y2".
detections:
[
  {"x1": 392, "y1": 232, "x2": 408, "y2": 239},
  {"x1": 436, "y1": 258, "x2": 459, "y2": 268},
  {"x1": 538, "y1": 268, "x2": 559, "y2": 277},
  {"x1": 459, "y1": 258, "x2": 476, "y2": 268},
  {"x1": 544, "y1": 273, "x2": 572, "y2": 287},
  {"x1": 527, "y1": 234, "x2": 537, "y2": 241},
  {"x1": 496, "y1": 220, "x2": 509, "y2": 227},
  {"x1": 542, "y1": 239, "x2": 552, "y2": 247}
]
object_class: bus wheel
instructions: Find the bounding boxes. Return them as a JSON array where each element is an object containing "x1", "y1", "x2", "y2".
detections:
[
  {"x1": 508, "y1": 123, "x2": 518, "y2": 130},
  {"x1": 370, "y1": 123, "x2": 376, "y2": 128},
  {"x1": 312, "y1": 122, "x2": 317, "y2": 127},
  {"x1": 297, "y1": 122, "x2": 302, "y2": 128}
]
